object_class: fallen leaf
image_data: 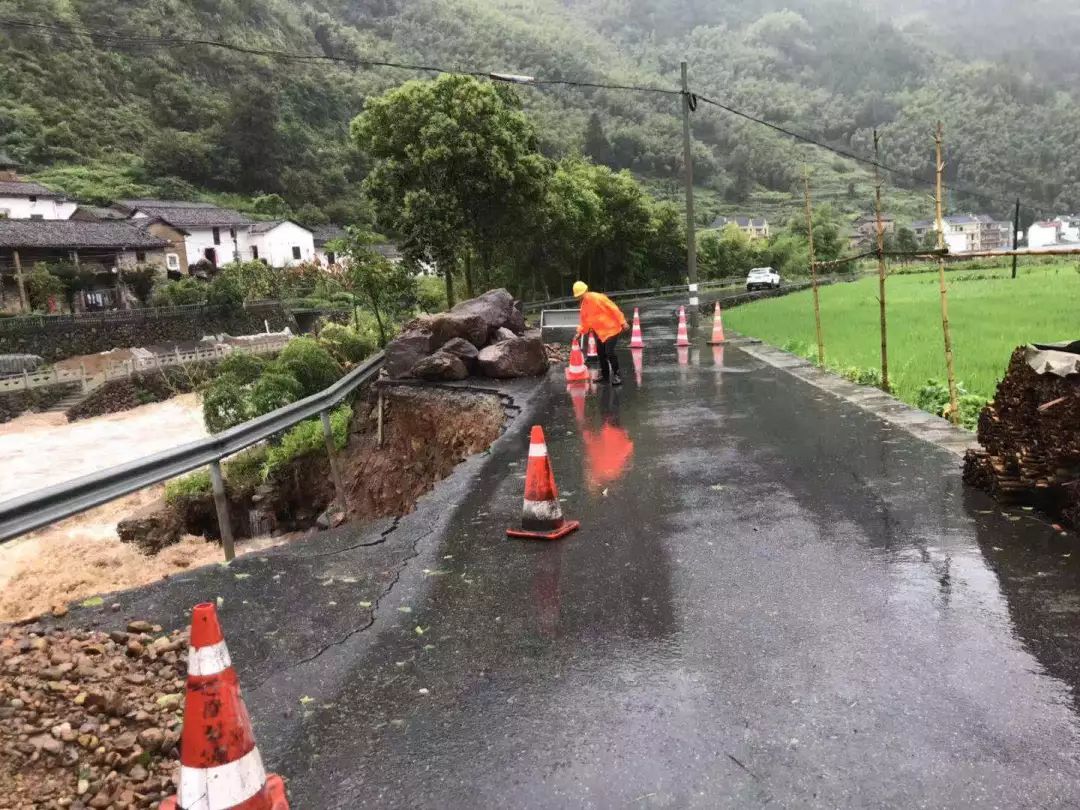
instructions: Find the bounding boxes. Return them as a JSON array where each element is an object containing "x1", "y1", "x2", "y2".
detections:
[
  {"x1": 414, "y1": 626, "x2": 426, "y2": 636},
  {"x1": 216, "y1": 596, "x2": 224, "y2": 608},
  {"x1": 80, "y1": 596, "x2": 104, "y2": 608},
  {"x1": 359, "y1": 601, "x2": 373, "y2": 608},
  {"x1": 397, "y1": 606, "x2": 412, "y2": 614},
  {"x1": 299, "y1": 695, "x2": 315, "y2": 705},
  {"x1": 234, "y1": 573, "x2": 250, "y2": 580},
  {"x1": 418, "y1": 688, "x2": 430, "y2": 695},
  {"x1": 423, "y1": 569, "x2": 450, "y2": 577},
  {"x1": 710, "y1": 484, "x2": 725, "y2": 492}
]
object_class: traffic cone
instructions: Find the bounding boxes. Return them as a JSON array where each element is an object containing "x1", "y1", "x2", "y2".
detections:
[
  {"x1": 707, "y1": 301, "x2": 726, "y2": 345},
  {"x1": 507, "y1": 426, "x2": 580, "y2": 541},
  {"x1": 629, "y1": 308, "x2": 645, "y2": 349},
  {"x1": 630, "y1": 348, "x2": 643, "y2": 386},
  {"x1": 675, "y1": 306, "x2": 691, "y2": 347},
  {"x1": 586, "y1": 333, "x2": 599, "y2": 362},
  {"x1": 160, "y1": 603, "x2": 289, "y2": 810},
  {"x1": 565, "y1": 342, "x2": 590, "y2": 382}
]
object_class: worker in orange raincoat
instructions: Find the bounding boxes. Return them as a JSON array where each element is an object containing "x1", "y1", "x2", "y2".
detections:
[{"x1": 573, "y1": 281, "x2": 629, "y2": 385}]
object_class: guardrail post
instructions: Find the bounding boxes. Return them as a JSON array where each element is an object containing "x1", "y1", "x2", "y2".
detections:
[
  {"x1": 22, "y1": 369, "x2": 29, "y2": 390},
  {"x1": 320, "y1": 410, "x2": 348, "y2": 515},
  {"x1": 208, "y1": 461, "x2": 236, "y2": 562},
  {"x1": 377, "y1": 392, "x2": 384, "y2": 448},
  {"x1": 79, "y1": 363, "x2": 87, "y2": 393}
]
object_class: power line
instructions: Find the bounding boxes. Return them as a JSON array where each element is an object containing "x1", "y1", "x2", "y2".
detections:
[{"x1": 0, "y1": 16, "x2": 1059, "y2": 215}]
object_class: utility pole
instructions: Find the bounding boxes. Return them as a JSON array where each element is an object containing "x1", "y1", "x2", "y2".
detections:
[
  {"x1": 1011, "y1": 198, "x2": 1021, "y2": 279},
  {"x1": 872, "y1": 130, "x2": 890, "y2": 393},
  {"x1": 934, "y1": 122, "x2": 959, "y2": 424},
  {"x1": 12, "y1": 249, "x2": 28, "y2": 313},
  {"x1": 802, "y1": 169, "x2": 824, "y2": 366},
  {"x1": 680, "y1": 61, "x2": 699, "y2": 324}
]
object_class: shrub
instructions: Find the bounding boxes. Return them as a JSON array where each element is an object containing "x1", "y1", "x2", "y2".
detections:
[
  {"x1": 222, "y1": 446, "x2": 268, "y2": 492},
  {"x1": 248, "y1": 371, "x2": 304, "y2": 417},
  {"x1": 164, "y1": 470, "x2": 211, "y2": 503},
  {"x1": 153, "y1": 278, "x2": 207, "y2": 307},
  {"x1": 25, "y1": 267, "x2": 65, "y2": 311},
  {"x1": 202, "y1": 372, "x2": 252, "y2": 434},
  {"x1": 207, "y1": 272, "x2": 243, "y2": 312},
  {"x1": 264, "y1": 404, "x2": 351, "y2": 479},
  {"x1": 121, "y1": 265, "x2": 159, "y2": 305},
  {"x1": 416, "y1": 275, "x2": 448, "y2": 313},
  {"x1": 318, "y1": 322, "x2": 377, "y2": 365},
  {"x1": 916, "y1": 379, "x2": 989, "y2": 431},
  {"x1": 216, "y1": 352, "x2": 266, "y2": 385},
  {"x1": 275, "y1": 337, "x2": 342, "y2": 396}
]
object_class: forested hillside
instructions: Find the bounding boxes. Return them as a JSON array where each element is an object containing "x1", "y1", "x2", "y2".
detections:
[{"x1": 1, "y1": 0, "x2": 1078, "y2": 225}]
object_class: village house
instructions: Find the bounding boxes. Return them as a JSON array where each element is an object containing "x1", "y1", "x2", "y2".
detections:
[
  {"x1": 112, "y1": 200, "x2": 315, "y2": 271},
  {"x1": 313, "y1": 225, "x2": 347, "y2": 266},
  {"x1": 848, "y1": 213, "x2": 895, "y2": 251},
  {"x1": 709, "y1": 215, "x2": 770, "y2": 240},
  {"x1": 0, "y1": 153, "x2": 76, "y2": 221},
  {"x1": 0, "y1": 220, "x2": 168, "y2": 312},
  {"x1": 911, "y1": 214, "x2": 1012, "y2": 253}
]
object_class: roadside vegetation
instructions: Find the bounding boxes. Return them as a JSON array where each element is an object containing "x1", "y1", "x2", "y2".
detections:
[{"x1": 724, "y1": 261, "x2": 1080, "y2": 428}]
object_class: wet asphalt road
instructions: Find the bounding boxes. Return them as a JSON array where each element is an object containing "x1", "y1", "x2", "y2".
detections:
[
  {"x1": 238, "y1": 305, "x2": 1080, "y2": 809},
  {"x1": 70, "y1": 303, "x2": 1080, "y2": 807}
]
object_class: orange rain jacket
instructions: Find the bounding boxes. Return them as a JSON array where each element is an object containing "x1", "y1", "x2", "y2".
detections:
[{"x1": 578, "y1": 291, "x2": 629, "y2": 342}]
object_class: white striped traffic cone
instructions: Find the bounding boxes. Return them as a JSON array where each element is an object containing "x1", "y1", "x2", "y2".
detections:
[
  {"x1": 629, "y1": 308, "x2": 645, "y2": 349},
  {"x1": 507, "y1": 426, "x2": 580, "y2": 541},
  {"x1": 161, "y1": 603, "x2": 289, "y2": 810},
  {"x1": 586, "y1": 332, "x2": 599, "y2": 362},
  {"x1": 707, "y1": 301, "x2": 726, "y2": 345},
  {"x1": 565, "y1": 342, "x2": 590, "y2": 382},
  {"x1": 675, "y1": 306, "x2": 691, "y2": 347}
]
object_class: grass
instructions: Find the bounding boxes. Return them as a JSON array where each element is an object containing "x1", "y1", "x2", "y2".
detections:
[{"x1": 724, "y1": 261, "x2": 1080, "y2": 407}]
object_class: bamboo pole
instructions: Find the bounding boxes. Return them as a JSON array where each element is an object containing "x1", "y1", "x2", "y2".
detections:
[
  {"x1": 12, "y1": 249, "x2": 28, "y2": 313},
  {"x1": 934, "y1": 122, "x2": 960, "y2": 424},
  {"x1": 803, "y1": 169, "x2": 825, "y2": 366},
  {"x1": 872, "y1": 130, "x2": 890, "y2": 393}
]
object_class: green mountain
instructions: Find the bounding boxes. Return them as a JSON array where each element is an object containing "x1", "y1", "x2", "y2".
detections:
[{"x1": 1, "y1": 0, "x2": 1076, "y2": 228}]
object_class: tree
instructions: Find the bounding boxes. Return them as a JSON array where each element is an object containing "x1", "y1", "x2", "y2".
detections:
[
  {"x1": 352, "y1": 75, "x2": 547, "y2": 307},
  {"x1": 25, "y1": 267, "x2": 65, "y2": 312},
  {"x1": 121, "y1": 265, "x2": 158, "y2": 305},
  {"x1": 583, "y1": 112, "x2": 613, "y2": 166},
  {"x1": 339, "y1": 229, "x2": 417, "y2": 347},
  {"x1": 698, "y1": 224, "x2": 755, "y2": 279}
]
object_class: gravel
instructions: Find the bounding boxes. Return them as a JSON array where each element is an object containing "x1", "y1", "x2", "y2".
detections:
[{"x1": 0, "y1": 621, "x2": 187, "y2": 808}]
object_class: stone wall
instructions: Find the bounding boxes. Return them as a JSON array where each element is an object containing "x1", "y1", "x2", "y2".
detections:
[{"x1": 0, "y1": 304, "x2": 295, "y2": 363}]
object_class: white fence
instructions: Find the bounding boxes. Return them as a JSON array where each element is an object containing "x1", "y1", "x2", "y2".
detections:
[{"x1": 0, "y1": 333, "x2": 293, "y2": 396}]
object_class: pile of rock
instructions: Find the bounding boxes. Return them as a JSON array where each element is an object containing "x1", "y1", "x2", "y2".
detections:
[
  {"x1": 0, "y1": 620, "x2": 186, "y2": 808},
  {"x1": 385, "y1": 288, "x2": 549, "y2": 381}
]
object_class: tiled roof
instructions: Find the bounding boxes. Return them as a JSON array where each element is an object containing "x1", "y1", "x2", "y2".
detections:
[
  {"x1": 0, "y1": 180, "x2": 63, "y2": 198},
  {"x1": 311, "y1": 225, "x2": 347, "y2": 246},
  {"x1": 119, "y1": 199, "x2": 250, "y2": 228},
  {"x1": 248, "y1": 220, "x2": 284, "y2": 234},
  {"x1": 0, "y1": 220, "x2": 168, "y2": 249}
]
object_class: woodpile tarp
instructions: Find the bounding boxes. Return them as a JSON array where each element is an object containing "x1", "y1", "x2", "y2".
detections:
[{"x1": 964, "y1": 343, "x2": 1080, "y2": 527}]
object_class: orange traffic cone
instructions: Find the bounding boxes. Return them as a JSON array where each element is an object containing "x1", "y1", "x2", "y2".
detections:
[
  {"x1": 161, "y1": 603, "x2": 289, "y2": 810},
  {"x1": 586, "y1": 332, "x2": 599, "y2": 361},
  {"x1": 707, "y1": 301, "x2": 726, "y2": 345},
  {"x1": 507, "y1": 426, "x2": 580, "y2": 540},
  {"x1": 630, "y1": 348, "x2": 643, "y2": 386},
  {"x1": 565, "y1": 342, "x2": 590, "y2": 382},
  {"x1": 675, "y1": 306, "x2": 691, "y2": 347},
  {"x1": 629, "y1": 308, "x2": 645, "y2": 349}
]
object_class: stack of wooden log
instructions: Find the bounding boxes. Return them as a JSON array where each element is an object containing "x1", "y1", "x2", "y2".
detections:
[{"x1": 964, "y1": 347, "x2": 1080, "y2": 527}]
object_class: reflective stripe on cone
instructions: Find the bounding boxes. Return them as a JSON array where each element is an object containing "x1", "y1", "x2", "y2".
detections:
[
  {"x1": 707, "y1": 301, "x2": 726, "y2": 345},
  {"x1": 629, "y1": 308, "x2": 645, "y2": 349},
  {"x1": 675, "y1": 306, "x2": 691, "y2": 347}
]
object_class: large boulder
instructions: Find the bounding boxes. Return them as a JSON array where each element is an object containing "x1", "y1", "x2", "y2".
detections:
[
  {"x1": 451, "y1": 288, "x2": 515, "y2": 334},
  {"x1": 410, "y1": 351, "x2": 469, "y2": 382},
  {"x1": 439, "y1": 337, "x2": 479, "y2": 372},
  {"x1": 492, "y1": 327, "x2": 517, "y2": 343},
  {"x1": 384, "y1": 327, "x2": 434, "y2": 378},
  {"x1": 117, "y1": 499, "x2": 184, "y2": 554},
  {"x1": 429, "y1": 311, "x2": 489, "y2": 349},
  {"x1": 506, "y1": 305, "x2": 526, "y2": 335},
  {"x1": 476, "y1": 336, "x2": 549, "y2": 379}
]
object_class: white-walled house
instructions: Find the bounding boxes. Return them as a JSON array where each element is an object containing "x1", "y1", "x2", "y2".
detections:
[
  {"x1": 114, "y1": 200, "x2": 252, "y2": 270},
  {"x1": 312, "y1": 225, "x2": 347, "y2": 266},
  {"x1": 245, "y1": 220, "x2": 315, "y2": 267},
  {"x1": 0, "y1": 181, "x2": 77, "y2": 221},
  {"x1": 1028, "y1": 221, "x2": 1063, "y2": 249}
]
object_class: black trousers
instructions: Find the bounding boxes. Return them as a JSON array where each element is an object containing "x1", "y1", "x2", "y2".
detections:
[{"x1": 595, "y1": 334, "x2": 620, "y2": 379}]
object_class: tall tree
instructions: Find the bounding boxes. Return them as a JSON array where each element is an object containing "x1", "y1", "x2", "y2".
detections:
[
  {"x1": 352, "y1": 75, "x2": 547, "y2": 306},
  {"x1": 584, "y1": 112, "x2": 613, "y2": 166}
]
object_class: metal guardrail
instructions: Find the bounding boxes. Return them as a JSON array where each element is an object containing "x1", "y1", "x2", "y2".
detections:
[
  {"x1": 0, "y1": 351, "x2": 385, "y2": 548},
  {"x1": 524, "y1": 278, "x2": 744, "y2": 311}
]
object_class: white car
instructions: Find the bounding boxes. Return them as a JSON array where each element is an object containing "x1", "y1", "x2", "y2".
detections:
[{"x1": 746, "y1": 267, "x2": 781, "y2": 292}]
